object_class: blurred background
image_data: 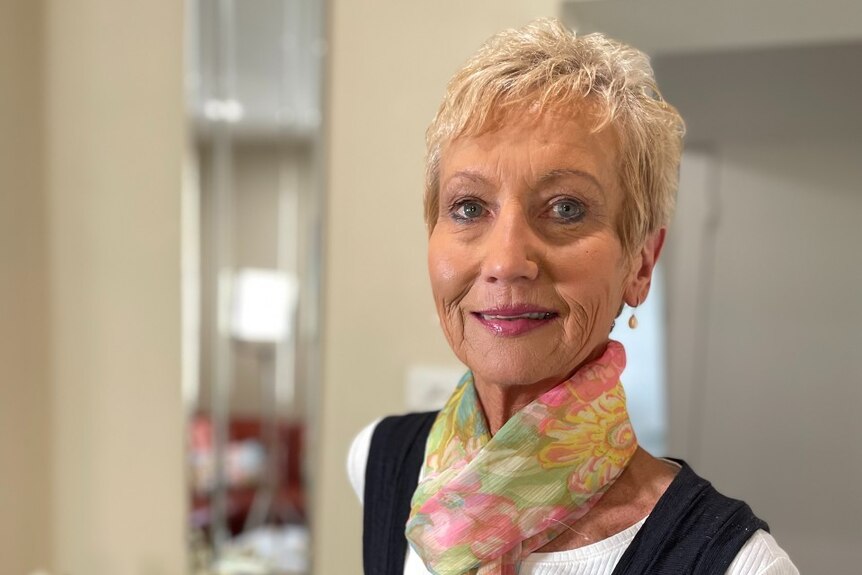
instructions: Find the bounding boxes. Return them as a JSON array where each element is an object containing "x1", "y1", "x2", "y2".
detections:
[{"x1": 1, "y1": 0, "x2": 860, "y2": 574}]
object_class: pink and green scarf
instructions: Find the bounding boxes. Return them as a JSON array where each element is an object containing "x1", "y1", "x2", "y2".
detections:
[{"x1": 405, "y1": 340, "x2": 637, "y2": 575}]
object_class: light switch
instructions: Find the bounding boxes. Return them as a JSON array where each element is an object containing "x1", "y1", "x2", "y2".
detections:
[{"x1": 404, "y1": 365, "x2": 466, "y2": 411}]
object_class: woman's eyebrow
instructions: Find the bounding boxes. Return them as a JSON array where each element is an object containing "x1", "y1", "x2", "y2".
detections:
[
  {"x1": 537, "y1": 168, "x2": 603, "y2": 192},
  {"x1": 446, "y1": 169, "x2": 491, "y2": 186}
]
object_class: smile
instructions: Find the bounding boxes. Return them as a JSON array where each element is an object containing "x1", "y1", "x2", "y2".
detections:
[
  {"x1": 479, "y1": 312, "x2": 555, "y2": 320},
  {"x1": 471, "y1": 307, "x2": 558, "y2": 337}
]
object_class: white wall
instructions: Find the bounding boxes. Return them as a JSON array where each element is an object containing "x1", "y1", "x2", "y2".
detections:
[
  {"x1": 316, "y1": 2, "x2": 558, "y2": 573},
  {"x1": 661, "y1": 46, "x2": 862, "y2": 574},
  {"x1": 699, "y1": 138, "x2": 860, "y2": 572}
]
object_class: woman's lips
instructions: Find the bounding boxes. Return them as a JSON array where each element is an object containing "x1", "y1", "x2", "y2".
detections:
[{"x1": 471, "y1": 306, "x2": 558, "y2": 337}]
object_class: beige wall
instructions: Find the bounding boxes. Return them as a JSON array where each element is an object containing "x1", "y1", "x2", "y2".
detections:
[
  {"x1": 3, "y1": 2, "x2": 188, "y2": 573},
  {"x1": 316, "y1": 2, "x2": 557, "y2": 572},
  {"x1": 44, "y1": 1, "x2": 187, "y2": 572},
  {"x1": 0, "y1": 1, "x2": 51, "y2": 573},
  {"x1": 43, "y1": 1, "x2": 187, "y2": 573}
]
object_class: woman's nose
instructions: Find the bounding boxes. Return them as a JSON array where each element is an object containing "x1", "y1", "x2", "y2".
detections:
[{"x1": 480, "y1": 204, "x2": 540, "y2": 283}]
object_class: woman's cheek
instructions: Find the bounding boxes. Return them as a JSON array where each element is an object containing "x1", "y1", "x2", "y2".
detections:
[
  {"x1": 429, "y1": 243, "x2": 463, "y2": 284},
  {"x1": 430, "y1": 244, "x2": 474, "y2": 308},
  {"x1": 427, "y1": 248, "x2": 464, "y2": 336}
]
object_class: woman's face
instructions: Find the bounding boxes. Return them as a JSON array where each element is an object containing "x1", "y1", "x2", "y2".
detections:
[{"x1": 428, "y1": 107, "x2": 658, "y2": 391}]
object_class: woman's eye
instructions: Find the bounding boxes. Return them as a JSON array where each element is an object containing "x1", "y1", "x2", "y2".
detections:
[
  {"x1": 452, "y1": 201, "x2": 485, "y2": 221},
  {"x1": 551, "y1": 199, "x2": 585, "y2": 222}
]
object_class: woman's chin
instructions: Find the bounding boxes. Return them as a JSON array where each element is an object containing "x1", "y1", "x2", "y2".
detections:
[
  {"x1": 468, "y1": 354, "x2": 566, "y2": 391},
  {"x1": 461, "y1": 336, "x2": 602, "y2": 392}
]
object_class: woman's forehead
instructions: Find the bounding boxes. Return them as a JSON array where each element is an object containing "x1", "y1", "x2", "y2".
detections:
[
  {"x1": 440, "y1": 108, "x2": 621, "y2": 186},
  {"x1": 448, "y1": 96, "x2": 614, "y2": 145}
]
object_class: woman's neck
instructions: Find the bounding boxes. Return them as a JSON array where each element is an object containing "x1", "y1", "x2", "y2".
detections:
[
  {"x1": 474, "y1": 378, "x2": 558, "y2": 434},
  {"x1": 537, "y1": 448, "x2": 679, "y2": 552},
  {"x1": 473, "y1": 342, "x2": 609, "y2": 434}
]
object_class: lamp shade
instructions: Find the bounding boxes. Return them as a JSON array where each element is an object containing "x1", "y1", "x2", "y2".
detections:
[{"x1": 230, "y1": 268, "x2": 298, "y2": 343}]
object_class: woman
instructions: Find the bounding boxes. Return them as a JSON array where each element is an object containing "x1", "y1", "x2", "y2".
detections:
[{"x1": 349, "y1": 18, "x2": 798, "y2": 575}]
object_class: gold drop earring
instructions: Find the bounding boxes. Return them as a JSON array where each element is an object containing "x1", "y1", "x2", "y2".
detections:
[{"x1": 628, "y1": 299, "x2": 640, "y2": 329}]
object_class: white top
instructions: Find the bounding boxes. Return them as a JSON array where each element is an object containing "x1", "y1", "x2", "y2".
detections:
[{"x1": 348, "y1": 419, "x2": 799, "y2": 575}]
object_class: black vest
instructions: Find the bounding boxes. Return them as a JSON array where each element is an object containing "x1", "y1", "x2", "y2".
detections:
[{"x1": 363, "y1": 412, "x2": 768, "y2": 575}]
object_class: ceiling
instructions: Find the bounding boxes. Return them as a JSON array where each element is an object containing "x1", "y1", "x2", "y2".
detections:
[
  {"x1": 562, "y1": 0, "x2": 862, "y2": 55},
  {"x1": 652, "y1": 43, "x2": 862, "y2": 143}
]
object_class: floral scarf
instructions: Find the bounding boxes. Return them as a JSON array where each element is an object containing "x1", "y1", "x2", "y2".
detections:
[{"x1": 405, "y1": 340, "x2": 636, "y2": 575}]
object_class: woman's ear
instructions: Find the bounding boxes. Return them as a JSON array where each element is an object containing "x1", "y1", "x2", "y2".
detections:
[{"x1": 625, "y1": 228, "x2": 666, "y2": 306}]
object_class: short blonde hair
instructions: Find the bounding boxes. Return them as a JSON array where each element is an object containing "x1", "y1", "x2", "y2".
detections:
[{"x1": 424, "y1": 18, "x2": 685, "y2": 254}]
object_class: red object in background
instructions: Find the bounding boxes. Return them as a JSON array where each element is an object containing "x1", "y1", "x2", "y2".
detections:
[
  {"x1": 190, "y1": 414, "x2": 306, "y2": 534},
  {"x1": 191, "y1": 417, "x2": 214, "y2": 451}
]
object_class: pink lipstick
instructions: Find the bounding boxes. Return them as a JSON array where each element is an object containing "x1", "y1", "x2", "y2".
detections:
[{"x1": 471, "y1": 305, "x2": 558, "y2": 337}]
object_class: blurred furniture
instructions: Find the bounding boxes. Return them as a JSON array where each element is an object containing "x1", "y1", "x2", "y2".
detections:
[{"x1": 190, "y1": 414, "x2": 306, "y2": 535}]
